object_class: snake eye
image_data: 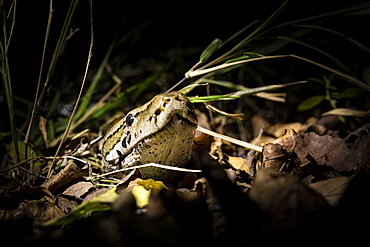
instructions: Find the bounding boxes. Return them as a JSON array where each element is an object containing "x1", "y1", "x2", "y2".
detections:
[{"x1": 126, "y1": 113, "x2": 135, "y2": 126}]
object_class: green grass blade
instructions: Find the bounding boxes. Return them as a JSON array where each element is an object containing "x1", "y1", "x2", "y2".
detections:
[
  {"x1": 280, "y1": 2, "x2": 370, "y2": 27},
  {"x1": 25, "y1": 0, "x2": 80, "y2": 148},
  {"x1": 188, "y1": 82, "x2": 303, "y2": 103},
  {"x1": 230, "y1": 0, "x2": 290, "y2": 52},
  {"x1": 297, "y1": 95, "x2": 326, "y2": 111},
  {"x1": 198, "y1": 0, "x2": 290, "y2": 70},
  {"x1": 200, "y1": 38, "x2": 222, "y2": 62},
  {"x1": 44, "y1": 188, "x2": 118, "y2": 226},
  {"x1": 278, "y1": 36, "x2": 353, "y2": 74},
  {"x1": 45, "y1": 0, "x2": 80, "y2": 89}
]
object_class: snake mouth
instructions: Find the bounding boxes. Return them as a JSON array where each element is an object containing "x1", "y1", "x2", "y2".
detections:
[{"x1": 168, "y1": 113, "x2": 197, "y2": 132}]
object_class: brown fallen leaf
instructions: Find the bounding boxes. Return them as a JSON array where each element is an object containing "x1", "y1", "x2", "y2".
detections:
[
  {"x1": 248, "y1": 168, "x2": 329, "y2": 227},
  {"x1": 194, "y1": 109, "x2": 212, "y2": 141},
  {"x1": 251, "y1": 115, "x2": 271, "y2": 137},
  {"x1": 42, "y1": 162, "x2": 89, "y2": 193},
  {"x1": 63, "y1": 181, "x2": 95, "y2": 198},
  {"x1": 251, "y1": 115, "x2": 314, "y2": 145},
  {"x1": 226, "y1": 155, "x2": 250, "y2": 174},
  {"x1": 55, "y1": 181, "x2": 96, "y2": 214},
  {"x1": 272, "y1": 125, "x2": 370, "y2": 172},
  {"x1": 209, "y1": 143, "x2": 251, "y2": 174},
  {"x1": 309, "y1": 176, "x2": 351, "y2": 206},
  {"x1": 261, "y1": 142, "x2": 301, "y2": 174},
  {"x1": 357, "y1": 135, "x2": 370, "y2": 173},
  {"x1": 57, "y1": 195, "x2": 80, "y2": 214},
  {"x1": 310, "y1": 115, "x2": 342, "y2": 136},
  {"x1": 38, "y1": 116, "x2": 49, "y2": 148},
  {"x1": 0, "y1": 187, "x2": 64, "y2": 222},
  {"x1": 265, "y1": 121, "x2": 311, "y2": 138}
]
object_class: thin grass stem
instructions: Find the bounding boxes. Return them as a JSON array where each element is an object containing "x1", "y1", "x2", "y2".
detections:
[
  {"x1": 24, "y1": 0, "x2": 80, "y2": 149},
  {"x1": 47, "y1": 0, "x2": 93, "y2": 178},
  {"x1": 0, "y1": 0, "x2": 19, "y2": 163}
]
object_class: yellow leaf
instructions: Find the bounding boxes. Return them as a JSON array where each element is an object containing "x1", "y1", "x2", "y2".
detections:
[
  {"x1": 130, "y1": 179, "x2": 168, "y2": 208},
  {"x1": 136, "y1": 179, "x2": 169, "y2": 190},
  {"x1": 132, "y1": 185, "x2": 151, "y2": 208},
  {"x1": 227, "y1": 155, "x2": 250, "y2": 174}
]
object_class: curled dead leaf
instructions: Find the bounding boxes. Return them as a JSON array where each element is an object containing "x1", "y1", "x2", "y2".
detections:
[
  {"x1": 249, "y1": 168, "x2": 329, "y2": 227},
  {"x1": 38, "y1": 116, "x2": 49, "y2": 148},
  {"x1": 261, "y1": 142, "x2": 301, "y2": 173},
  {"x1": 272, "y1": 125, "x2": 370, "y2": 172},
  {"x1": 309, "y1": 176, "x2": 351, "y2": 206},
  {"x1": 0, "y1": 187, "x2": 64, "y2": 222}
]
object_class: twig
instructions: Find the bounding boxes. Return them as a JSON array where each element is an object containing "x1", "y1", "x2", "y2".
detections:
[
  {"x1": 0, "y1": 156, "x2": 54, "y2": 174},
  {"x1": 165, "y1": 77, "x2": 186, "y2": 93},
  {"x1": 94, "y1": 163, "x2": 202, "y2": 179},
  {"x1": 196, "y1": 126, "x2": 263, "y2": 152}
]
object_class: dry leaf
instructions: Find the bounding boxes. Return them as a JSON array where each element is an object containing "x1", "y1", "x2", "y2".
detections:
[
  {"x1": 262, "y1": 142, "x2": 301, "y2": 173},
  {"x1": 0, "y1": 187, "x2": 64, "y2": 222},
  {"x1": 251, "y1": 115, "x2": 271, "y2": 137},
  {"x1": 226, "y1": 155, "x2": 250, "y2": 174},
  {"x1": 44, "y1": 188, "x2": 118, "y2": 226},
  {"x1": 309, "y1": 177, "x2": 351, "y2": 206},
  {"x1": 38, "y1": 116, "x2": 49, "y2": 148},
  {"x1": 266, "y1": 122, "x2": 310, "y2": 137},
  {"x1": 249, "y1": 168, "x2": 329, "y2": 227},
  {"x1": 194, "y1": 109, "x2": 212, "y2": 140},
  {"x1": 127, "y1": 179, "x2": 168, "y2": 208},
  {"x1": 62, "y1": 181, "x2": 95, "y2": 198},
  {"x1": 42, "y1": 162, "x2": 89, "y2": 193},
  {"x1": 251, "y1": 115, "x2": 312, "y2": 145},
  {"x1": 208, "y1": 140, "x2": 250, "y2": 174},
  {"x1": 272, "y1": 125, "x2": 370, "y2": 172}
]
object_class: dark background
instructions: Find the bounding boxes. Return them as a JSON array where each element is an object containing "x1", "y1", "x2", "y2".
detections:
[{"x1": 1, "y1": 0, "x2": 370, "y2": 134}]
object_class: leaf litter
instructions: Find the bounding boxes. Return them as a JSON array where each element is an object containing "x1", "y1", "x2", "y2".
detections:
[
  {"x1": 2, "y1": 113, "x2": 370, "y2": 246},
  {"x1": 2, "y1": 1, "x2": 370, "y2": 245}
]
